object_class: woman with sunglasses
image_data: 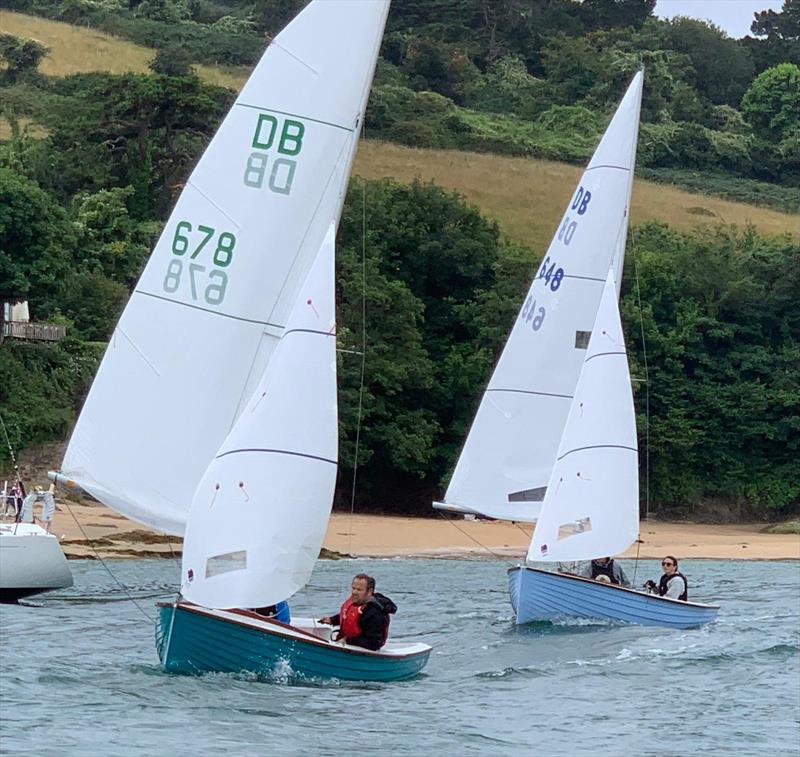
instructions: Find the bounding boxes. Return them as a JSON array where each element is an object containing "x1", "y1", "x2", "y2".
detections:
[{"x1": 644, "y1": 556, "x2": 688, "y2": 600}]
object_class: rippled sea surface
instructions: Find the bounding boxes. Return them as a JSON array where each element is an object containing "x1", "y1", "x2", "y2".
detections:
[{"x1": 2, "y1": 558, "x2": 799, "y2": 757}]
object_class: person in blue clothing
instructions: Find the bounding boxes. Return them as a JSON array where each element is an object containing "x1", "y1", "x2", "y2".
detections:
[{"x1": 252, "y1": 600, "x2": 291, "y2": 623}]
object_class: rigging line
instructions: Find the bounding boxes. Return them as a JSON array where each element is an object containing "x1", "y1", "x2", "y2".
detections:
[
  {"x1": 347, "y1": 177, "x2": 369, "y2": 555},
  {"x1": 512, "y1": 521, "x2": 534, "y2": 541},
  {"x1": 164, "y1": 537, "x2": 180, "y2": 569},
  {"x1": 60, "y1": 498, "x2": 155, "y2": 623},
  {"x1": 0, "y1": 413, "x2": 21, "y2": 480},
  {"x1": 632, "y1": 532, "x2": 643, "y2": 586},
  {"x1": 230, "y1": 141, "x2": 352, "y2": 428},
  {"x1": 631, "y1": 232, "x2": 651, "y2": 524},
  {"x1": 433, "y1": 509, "x2": 507, "y2": 560}
]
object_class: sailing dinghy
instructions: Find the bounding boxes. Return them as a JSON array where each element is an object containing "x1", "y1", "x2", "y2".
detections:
[
  {"x1": 436, "y1": 71, "x2": 718, "y2": 629},
  {"x1": 51, "y1": 0, "x2": 431, "y2": 681}
]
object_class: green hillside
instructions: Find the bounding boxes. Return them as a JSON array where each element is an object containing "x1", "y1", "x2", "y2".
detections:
[{"x1": 1, "y1": 1, "x2": 798, "y2": 519}]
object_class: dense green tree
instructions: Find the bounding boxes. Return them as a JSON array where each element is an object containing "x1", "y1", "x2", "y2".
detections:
[
  {"x1": 579, "y1": 0, "x2": 655, "y2": 31},
  {"x1": 663, "y1": 17, "x2": 754, "y2": 107},
  {"x1": 752, "y1": 0, "x2": 800, "y2": 41},
  {"x1": 541, "y1": 33, "x2": 604, "y2": 104},
  {"x1": 0, "y1": 339, "x2": 102, "y2": 464},
  {"x1": 0, "y1": 34, "x2": 49, "y2": 83},
  {"x1": 621, "y1": 224, "x2": 800, "y2": 513},
  {"x1": 149, "y1": 46, "x2": 194, "y2": 76},
  {"x1": 250, "y1": 0, "x2": 306, "y2": 35},
  {"x1": 336, "y1": 178, "x2": 508, "y2": 509},
  {"x1": 56, "y1": 271, "x2": 129, "y2": 341},
  {"x1": 0, "y1": 168, "x2": 76, "y2": 311},
  {"x1": 71, "y1": 186, "x2": 152, "y2": 286},
  {"x1": 741, "y1": 63, "x2": 800, "y2": 141},
  {"x1": 134, "y1": 0, "x2": 190, "y2": 23},
  {"x1": 401, "y1": 37, "x2": 480, "y2": 105},
  {"x1": 31, "y1": 72, "x2": 232, "y2": 216}
]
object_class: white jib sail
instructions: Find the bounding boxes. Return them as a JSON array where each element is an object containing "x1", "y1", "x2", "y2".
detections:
[
  {"x1": 181, "y1": 224, "x2": 338, "y2": 610},
  {"x1": 527, "y1": 269, "x2": 639, "y2": 563},
  {"x1": 441, "y1": 71, "x2": 643, "y2": 522},
  {"x1": 55, "y1": 1, "x2": 389, "y2": 534}
]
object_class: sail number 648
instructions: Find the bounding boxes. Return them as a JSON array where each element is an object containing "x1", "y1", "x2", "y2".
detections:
[{"x1": 520, "y1": 297, "x2": 546, "y2": 331}]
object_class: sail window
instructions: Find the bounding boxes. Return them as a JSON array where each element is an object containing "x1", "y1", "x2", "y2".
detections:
[
  {"x1": 508, "y1": 486, "x2": 547, "y2": 502},
  {"x1": 557, "y1": 517, "x2": 592, "y2": 540},
  {"x1": 205, "y1": 550, "x2": 247, "y2": 578},
  {"x1": 575, "y1": 331, "x2": 591, "y2": 349}
]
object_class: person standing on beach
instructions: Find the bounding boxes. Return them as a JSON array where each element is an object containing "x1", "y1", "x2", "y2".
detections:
[
  {"x1": 318, "y1": 573, "x2": 396, "y2": 650},
  {"x1": 644, "y1": 555, "x2": 688, "y2": 600}
]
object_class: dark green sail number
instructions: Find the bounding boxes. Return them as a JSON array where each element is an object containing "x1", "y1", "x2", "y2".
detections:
[{"x1": 162, "y1": 222, "x2": 236, "y2": 305}]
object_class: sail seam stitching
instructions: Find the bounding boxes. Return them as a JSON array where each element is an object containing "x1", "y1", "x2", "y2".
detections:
[
  {"x1": 564, "y1": 274, "x2": 605, "y2": 283},
  {"x1": 487, "y1": 388, "x2": 573, "y2": 399},
  {"x1": 134, "y1": 290, "x2": 284, "y2": 328},
  {"x1": 236, "y1": 103, "x2": 353, "y2": 132},
  {"x1": 282, "y1": 328, "x2": 336, "y2": 338},
  {"x1": 557, "y1": 444, "x2": 637, "y2": 461},
  {"x1": 585, "y1": 350, "x2": 626, "y2": 363},
  {"x1": 585, "y1": 164, "x2": 631, "y2": 172},
  {"x1": 216, "y1": 448, "x2": 337, "y2": 465}
]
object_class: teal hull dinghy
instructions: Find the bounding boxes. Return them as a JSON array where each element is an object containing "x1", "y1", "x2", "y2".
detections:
[
  {"x1": 156, "y1": 602, "x2": 431, "y2": 682},
  {"x1": 50, "y1": 1, "x2": 432, "y2": 682}
]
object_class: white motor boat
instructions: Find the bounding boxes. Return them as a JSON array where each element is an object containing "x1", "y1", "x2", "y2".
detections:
[{"x1": 0, "y1": 490, "x2": 73, "y2": 601}]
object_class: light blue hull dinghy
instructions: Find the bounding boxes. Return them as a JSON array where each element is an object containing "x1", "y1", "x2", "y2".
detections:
[
  {"x1": 508, "y1": 567, "x2": 719, "y2": 629},
  {"x1": 156, "y1": 602, "x2": 432, "y2": 682}
]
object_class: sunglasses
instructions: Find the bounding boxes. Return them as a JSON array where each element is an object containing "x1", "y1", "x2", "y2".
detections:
[{"x1": 661, "y1": 561, "x2": 674, "y2": 566}]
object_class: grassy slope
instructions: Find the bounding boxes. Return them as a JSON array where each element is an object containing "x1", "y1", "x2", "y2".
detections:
[
  {"x1": 353, "y1": 141, "x2": 799, "y2": 253},
  {"x1": 0, "y1": 10, "x2": 248, "y2": 86},
  {"x1": 1, "y1": 10, "x2": 797, "y2": 252}
]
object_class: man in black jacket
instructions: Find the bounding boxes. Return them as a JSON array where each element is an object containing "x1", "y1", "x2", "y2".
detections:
[{"x1": 318, "y1": 573, "x2": 396, "y2": 650}]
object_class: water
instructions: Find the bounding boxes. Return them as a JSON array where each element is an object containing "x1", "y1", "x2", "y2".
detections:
[{"x1": 2, "y1": 558, "x2": 798, "y2": 757}]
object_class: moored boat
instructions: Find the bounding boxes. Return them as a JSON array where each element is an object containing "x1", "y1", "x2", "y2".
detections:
[{"x1": 0, "y1": 522, "x2": 73, "y2": 602}]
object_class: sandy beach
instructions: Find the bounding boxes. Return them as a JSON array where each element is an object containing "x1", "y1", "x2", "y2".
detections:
[{"x1": 35, "y1": 500, "x2": 800, "y2": 561}]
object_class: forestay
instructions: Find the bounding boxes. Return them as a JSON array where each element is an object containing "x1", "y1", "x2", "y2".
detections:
[
  {"x1": 528, "y1": 270, "x2": 639, "y2": 563},
  {"x1": 55, "y1": 1, "x2": 389, "y2": 534},
  {"x1": 441, "y1": 72, "x2": 643, "y2": 521},
  {"x1": 181, "y1": 225, "x2": 338, "y2": 609}
]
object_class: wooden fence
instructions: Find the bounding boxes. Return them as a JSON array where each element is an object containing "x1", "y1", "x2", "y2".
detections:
[{"x1": 0, "y1": 321, "x2": 67, "y2": 343}]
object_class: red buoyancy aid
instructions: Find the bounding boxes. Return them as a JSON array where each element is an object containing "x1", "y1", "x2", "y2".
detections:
[{"x1": 339, "y1": 597, "x2": 364, "y2": 640}]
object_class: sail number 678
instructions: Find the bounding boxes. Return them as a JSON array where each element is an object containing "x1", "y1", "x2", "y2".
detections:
[{"x1": 162, "y1": 221, "x2": 236, "y2": 305}]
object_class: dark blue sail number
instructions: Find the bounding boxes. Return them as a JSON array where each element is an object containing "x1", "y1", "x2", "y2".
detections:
[{"x1": 538, "y1": 257, "x2": 564, "y2": 291}]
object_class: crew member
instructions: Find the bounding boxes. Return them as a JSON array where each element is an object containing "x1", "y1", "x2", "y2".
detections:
[
  {"x1": 319, "y1": 573, "x2": 396, "y2": 650},
  {"x1": 577, "y1": 556, "x2": 631, "y2": 587},
  {"x1": 644, "y1": 555, "x2": 688, "y2": 600}
]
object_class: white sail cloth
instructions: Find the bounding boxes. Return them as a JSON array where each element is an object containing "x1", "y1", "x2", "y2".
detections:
[
  {"x1": 181, "y1": 225, "x2": 338, "y2": 609},
  {"x1": 441, "y1": 72, "x2": 643, "y2": 521},
  {"x1": 528, "y1": 270, "x2": 639, "y2": 563},
  {"x1": 55, "y1": 1, "x2": 389, "y2": 534}
]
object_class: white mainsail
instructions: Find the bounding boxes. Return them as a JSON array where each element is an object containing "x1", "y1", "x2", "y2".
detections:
[
  {"x1": 53, "y1": 1, "x2": 389, "y2": 534},
  {"x1": 439, "y1": 71, "x2": 643, "y2": 521},
  {"x1": 528, "y1": 269, "x2": 638, "y2": 562},
  {"x1": 181, "y1": 225, "x2": 338, "y2": 609}
]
